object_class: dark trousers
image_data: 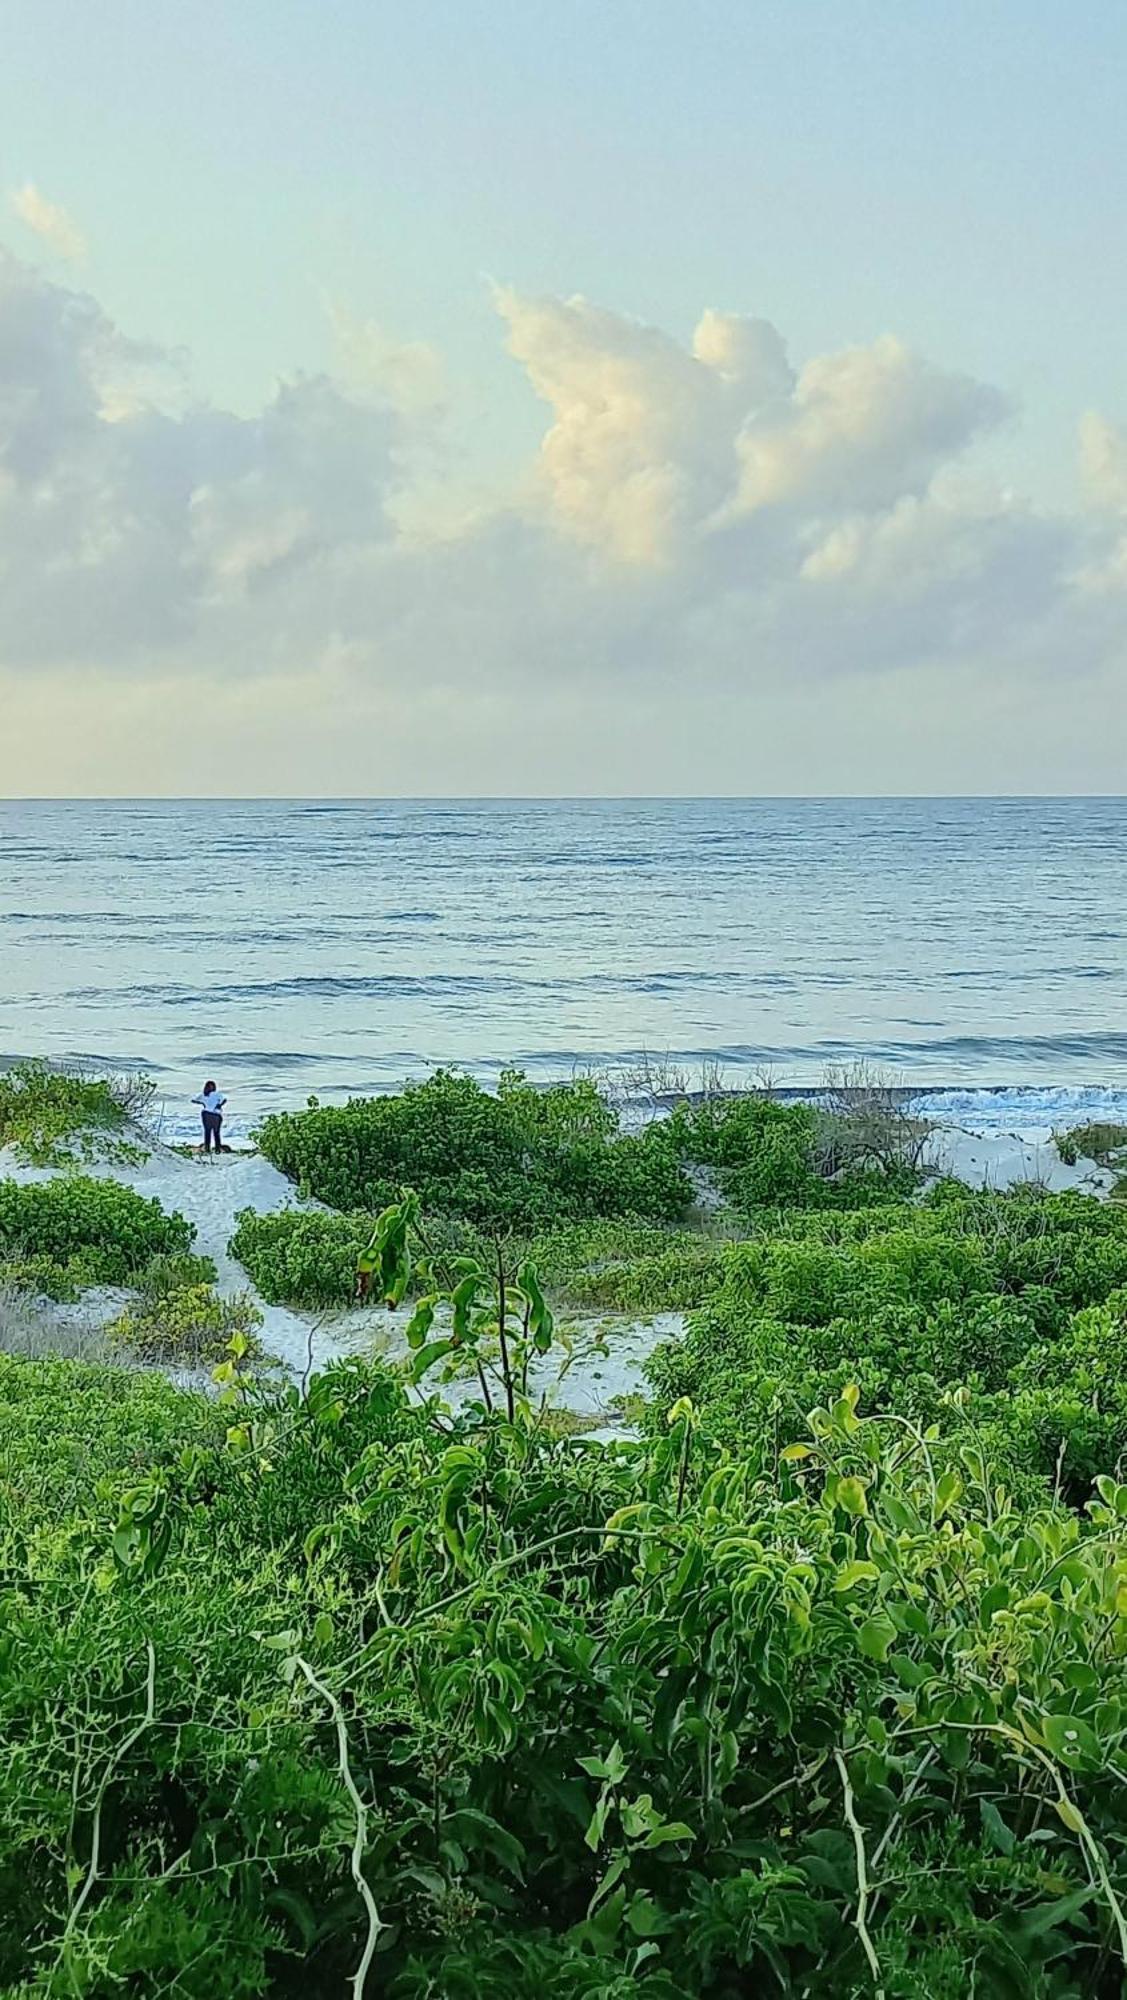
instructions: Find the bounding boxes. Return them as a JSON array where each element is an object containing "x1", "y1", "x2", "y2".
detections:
[{"x1": 202, "y1": 1111, "x2": 223, "y2": 1152}]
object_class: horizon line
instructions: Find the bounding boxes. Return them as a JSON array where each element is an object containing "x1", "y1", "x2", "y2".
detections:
[{"x1": 3, "y1": 792, "x2": 1127, "y2": 806}]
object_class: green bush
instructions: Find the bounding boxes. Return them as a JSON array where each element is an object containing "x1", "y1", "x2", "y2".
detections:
[
  {"x1": 524, "y1": 1220, "x2": 727, "y2": 1313},
  {"x1": 666, "y1": 1096, "x2": 922, "y2": 1213},
  {"x1": 6, "y1": 1358, "x2": 1127, "y2": 1996},
  {"x1": 645, "y1": 1185, "x2": 1127, "y2": 1491},
  {"x1": 0, "y1": 1061, "x2": 153, "y2": 1167},
  {"x1": 0, "y1": 1176, "x2": 194, "y2": 1297},
  {"x1": 669, "y1": 1096, "x2": 825, "y2": 1204},
  {"x1": 229, "y1": 1207, "x2": 370, "y2": 1306},
  {"x1": 107, "y1": 1284, "x2": 264, "y2": 1367},
  {"x1": 1058, "y1": 1120, "x2": 1127, "y2": 1167},
  {"x1": 134, "y1": 1250, "x2": 219, "y2": 1297},
  {"x1": 256, "y1": 1071, "x2": 691, "y2": 1228}
]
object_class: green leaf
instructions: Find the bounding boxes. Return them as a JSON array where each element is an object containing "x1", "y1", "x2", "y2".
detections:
[
  {"x1": 1017, "y1": 1886, "x2": 1095, "y2": 1939},
  {"x1": 836, "y1": 1476, "x2": 869, "y2": 1517},
  {"x1": 643, "y1": 1820, "x2": 694, "y2": 1848},
  {"x1": 1040, "y1": 1714, "x2": 1100, "y2": 1770},
  {"x1": 626, "y1": 1894, "x2": 674, "y2": 1937},
  {"x1": 978, "y1": 1799, "x2": 1015, "y2": 1856},
  {"x1": 588, "y1": 1855, "x2": 627, "y2": 1914},
  {"x1": 834, "y1": 1559, "x2": 880, "y2": 1592},
  {"x1": 857, "y1": 1615, "x2": 896, "y2": 1663},
  {"x1": 408, "y1": 1338, "x2": 456, "y2": 1382},
  {"x1": 261, "y1": 1628, "x2": 298, "y2": 1652}
]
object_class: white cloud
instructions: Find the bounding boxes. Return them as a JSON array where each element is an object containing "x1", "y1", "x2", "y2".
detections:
[
  {"x1": 732, "y1": 336, "x2": 1009, "y2": 516},
  {"x1": 9, "y1": 183, "x2": 87, "y2": 264},
  {"x1": 496, "y1": 288, "x2": 794, "y2": 564},
  {"x1": 0, "y1": 251, "x2": 1124, "y2": 791}
]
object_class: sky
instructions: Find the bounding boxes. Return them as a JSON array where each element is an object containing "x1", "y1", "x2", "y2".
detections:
[{"x1": 1, "y1": 0, "x2": 1125, "y2": 796}]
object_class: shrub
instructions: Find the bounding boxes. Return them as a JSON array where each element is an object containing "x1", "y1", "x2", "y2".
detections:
[
  {"x1": 1059, "y1": 1120, "x2": 1127, "y2": 1167},
  {"x1": 645, "y1": 1186, "x2": 1127, "y2": 1481},
  {"x1": 256, "y1": 1070, "x2": 691, "y2": 1228},
  {"x1": 0, "y1": 1176, "x2": 194, "y2": 1296},
  {"x1": 107, "y1": 1284, "x2": 264, "y2": 1366},
  {"x1": 0, "y1": 1060, "x2": 154, "y2": 1167},
  {"x1": 135, "y1": 1250, "x2": 219, "y2": 1297},
  {"x1": 6, "y1": 1363, "x2": 1127, "y2": 1995},
  {"x1": 666, "y1": 1095, "x2": 922, "y2": 1213},
  {"x1": 229, "y1": 1207, "x2": 369, "y2": 1306}
]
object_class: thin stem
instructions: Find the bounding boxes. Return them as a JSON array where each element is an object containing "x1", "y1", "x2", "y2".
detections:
[
  {"x1": 294, "y1": 1656, "x2": 382, "y2": 1999},
  {"x1": 473, "y1": 1357, "x2": 494, "y2": 1413},
  {"x1": 495, "y1": 1239, "x2": 514, "y2": 1424},
  {"x1": 834, "y1": 1748, "x2": 885, "y2": 1998},
  {"x1": 61, "y1": 1641, "x2": 158, "y2": 1982}
]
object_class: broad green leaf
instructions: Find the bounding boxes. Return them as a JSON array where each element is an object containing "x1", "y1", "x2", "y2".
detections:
[
  {"x1": 834, "y1": 1559, "x2": 880, "y2": 1592},
  {"x1": 1040, "y1": 1714, "x2": 1099, "y2": 1770},
  {"x1": 979, "y1": 1799, "x2": 1015, "y2": 1856},
  {"x1": 857, "y1": 1615, "x2": 896, "y2": 1663},
  {"x1": 643, "y1": 1821, "x2": 694, "y2": 1848},
  {"x1": 836, "y1": 1477, "x2": 869, "y2": 1517}
]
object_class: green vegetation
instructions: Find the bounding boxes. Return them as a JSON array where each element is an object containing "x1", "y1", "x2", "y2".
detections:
[
  {"x1": 1057, "y1": 1121, "x2": 1127, "y2": 1169},
  {"x1": 239, "y1": 1084, "x2": 928, "y2": 1311},
  {"x1": 668, "y1": 1094, "x2": 924, "y2": 1214},
  {"x1": 256, "y1": 1070, "x2": 692, "y2": 1228},
  {"x1": 646, "y1": 1181, "x2": 1127, "y2": 1505},
  {"x1": 6, "y1": 1327, "x2": 1127, "y2": 1995},
  {"x1": 107, "y1": 1284, "x2": 264, "y2": 1368},
  {"x1": 11, "y1": 1085, "x2": 1127, "y2": 1995},
  {"x1": 0, "y1": 1176, "x2": 195, "y2": 1298},
  {"x1": 230, "y1": 1206, "x2": 372, "y2": 1306},
  {"x1": 0, "y1": 1062, "x2": 153, "y2": 1169},
  {"x1": 229, "y1": 1206, "x2": 491, "y2": 1308}
]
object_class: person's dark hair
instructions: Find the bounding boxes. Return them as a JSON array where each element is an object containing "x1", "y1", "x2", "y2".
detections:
[{"x1": 203, "y1": 1080, "x2": 217, "y2": 1095}]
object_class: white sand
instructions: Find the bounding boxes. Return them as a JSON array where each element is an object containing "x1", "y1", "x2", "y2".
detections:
[
  {"x1": 923, "y1": 1126, "x2": 1114, "y2": 1196},
  {"x1": 1, "y1": 1117, "x2": 1114, "y2": 1413}
]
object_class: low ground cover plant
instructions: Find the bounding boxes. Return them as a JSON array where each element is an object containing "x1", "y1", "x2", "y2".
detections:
[
  {"x1": 1056, "y1": 1121, "x2": 1127, "y2": 1168},
  {"x1": 229, "y1": 1206, "x2": 491, "y2": 1307},
  {"x1": 646, "y1": 1181, "x2": 1127, "y2": 1505},
  {"x1": 667, "y1": 1093, "x2": 925, "y2": 1213},
  {"x1": 0, "y1": 1176, "x2": 194, "y2": 1298},
  {"x1": 107, "y1": 1283, "x2": 264, "y2": 1367},
  {"x1": 0, "y1": 1062, "x2": 154, "y2": 1169}
]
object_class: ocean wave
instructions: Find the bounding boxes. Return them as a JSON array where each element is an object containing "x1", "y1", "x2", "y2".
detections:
[
  {"x1": 54, "y1": 968, "x2": 807, "y2": 1005},
  {"x1": 904, "y1": 1084, "x2": 1127, "y2": 1136}
]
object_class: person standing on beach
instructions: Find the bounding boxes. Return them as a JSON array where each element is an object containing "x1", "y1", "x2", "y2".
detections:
[{"x1": 192, "y1": 1080, "x2": 227, "y2": 1154}]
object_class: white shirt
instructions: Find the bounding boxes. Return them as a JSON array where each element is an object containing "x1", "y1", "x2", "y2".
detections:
[{"x1": 193, "y1": 1090, "x2": 227, "y2": 1113}]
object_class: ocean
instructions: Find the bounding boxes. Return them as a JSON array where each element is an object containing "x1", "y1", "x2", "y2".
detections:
[{"x1": 2, "y1": 796, "x2": 1127, "y2": 1142}]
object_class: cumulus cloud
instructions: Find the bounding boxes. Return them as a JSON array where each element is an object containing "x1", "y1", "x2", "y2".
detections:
[
  {"x1": 732, "y1": 337, "x2": 1010, "y2": 516},
  {"x1": 0, "y1": 249, "x2": 1124, "y2": 792},
  {"x1": 9, "y1": 183, "x2": 86, "y2": 263},
  {"x1": 497, "y1": 287, "x2": 794, "y2": 564}
]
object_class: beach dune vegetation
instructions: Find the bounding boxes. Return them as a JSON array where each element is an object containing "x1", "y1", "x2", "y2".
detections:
[
  {"x1": 255, "y1": 1069, "x2": 692, "y2": 1228},
  {"x1": 0, "y1": 1175, "x2": 194, "y2": 1298}
]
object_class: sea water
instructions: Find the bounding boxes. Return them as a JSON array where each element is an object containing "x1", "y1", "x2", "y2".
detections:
[{"x1": 2, "y1": 797, "x2": 1126, "y2": 1142}]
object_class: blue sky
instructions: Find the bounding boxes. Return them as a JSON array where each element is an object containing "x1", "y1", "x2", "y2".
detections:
[
  {"x1": 1, "y1": 2, "x2": 1125, "y2": 792},
  {"x1": 6, "y1": 0, "x2": 1124, "y2": 489}
]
